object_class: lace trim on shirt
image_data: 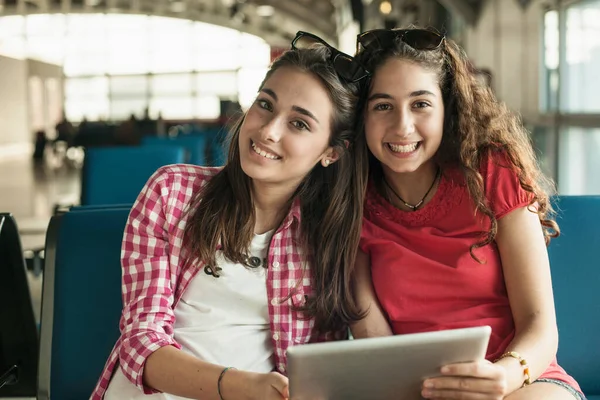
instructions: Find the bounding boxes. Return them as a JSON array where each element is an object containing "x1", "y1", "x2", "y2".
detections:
[{"x1": 365, "y1": 170, "x2": 467, "y2": 227}]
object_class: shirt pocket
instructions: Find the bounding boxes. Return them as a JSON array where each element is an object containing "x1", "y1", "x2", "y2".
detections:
[{"x1": 288, "y1": 290, "x2": 314, "y2": 345}]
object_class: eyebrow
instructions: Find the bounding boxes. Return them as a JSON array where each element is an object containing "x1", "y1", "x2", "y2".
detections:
[
  {"x1": 260, "y1": 88, "x2": 320, "y2": 124},
  {"x1": 292, "y1": 106, "x2": 320, "y2": 124},
  {"x1": 368, "y1": 90, "x2": 436, "y2": 102},
  {"x1": 260, "y1": 88, "x2": 278, "y2": 101}
]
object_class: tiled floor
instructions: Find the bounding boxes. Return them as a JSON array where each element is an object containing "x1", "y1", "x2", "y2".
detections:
[{"x1": 0, "y1": 151, "x2": 81, "y2": 322}]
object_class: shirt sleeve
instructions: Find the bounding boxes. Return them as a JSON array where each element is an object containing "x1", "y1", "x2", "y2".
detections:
[
  {"x1": 482, "y1": 149, "x2": 534, "y2": 219},
  {"x1": 117, "y1": 166, "x2": 182, "y2": 393}
]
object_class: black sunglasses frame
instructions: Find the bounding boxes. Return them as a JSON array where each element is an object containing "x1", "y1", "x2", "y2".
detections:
[
  {"x1": 291, "y1": 31, "x2": 370, "y2": 83},
  {"x1": 356, "y1": 29, "x2": 445, "y2": 54}
]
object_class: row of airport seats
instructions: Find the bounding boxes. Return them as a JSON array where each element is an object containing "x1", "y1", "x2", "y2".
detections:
[
  {"x1": 80, "y1": 128, "x2": 228, "y2": 207},
  {"x1": 2, "y1": 196, "x2": 599, "y2": 399}
]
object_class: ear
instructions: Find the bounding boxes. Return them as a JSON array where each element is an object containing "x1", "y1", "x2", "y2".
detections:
[{"x1": 320, "y1": 146, "x2": 341, "y2": 167}]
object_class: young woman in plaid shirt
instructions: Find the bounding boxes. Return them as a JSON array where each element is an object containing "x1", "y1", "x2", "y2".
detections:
[{"x1": 93, "y1": 33, "x2": 369, "y2": 400}]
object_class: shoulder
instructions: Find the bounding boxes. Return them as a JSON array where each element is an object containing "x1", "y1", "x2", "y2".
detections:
[
  {"x1": 153, "y1": 164, "x2": 223, "y2": 185},
  {"x1": 479, "y1": 148, "x2": 532, "y2": 218},
  {"x1": 479, "y1": 147, "x2": 517, "y2": 178},
  {"x1": 132, "y1": 164, "x2": 224, "y2": 219},
  {"x1": 146, "y1": 164, "x2": 224, "y2": 195}
]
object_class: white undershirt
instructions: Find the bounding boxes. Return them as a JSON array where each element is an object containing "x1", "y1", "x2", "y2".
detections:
[{"x1": 105, "y1": 231, "x2": 275, "y2": 400}]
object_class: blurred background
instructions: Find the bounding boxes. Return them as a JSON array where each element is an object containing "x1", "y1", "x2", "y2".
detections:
[{"x1": 0, "y1": 0, "x2": 598, "y2": 326}]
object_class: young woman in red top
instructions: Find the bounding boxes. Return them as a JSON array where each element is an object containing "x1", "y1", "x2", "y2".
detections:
[{"x1": 351, "y1": 28, "x2": 585, "y2": 400}]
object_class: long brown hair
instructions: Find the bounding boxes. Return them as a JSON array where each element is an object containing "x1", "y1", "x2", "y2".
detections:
[
  {"x1": 183, "y1": 46, "x2": 368, "y2": 333},
  {"x1": 356, "y1": 28, "x2": 558, "y2": 259}
]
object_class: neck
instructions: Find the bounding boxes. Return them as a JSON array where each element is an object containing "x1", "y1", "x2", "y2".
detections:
[
  {"x1": 252, "y1": 180, "x2": 297, "y2": 234},
  {"x1": 382, "y1": 162, "x2": 439, "y2": 209}
]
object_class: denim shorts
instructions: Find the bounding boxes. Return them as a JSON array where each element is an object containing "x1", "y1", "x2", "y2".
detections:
[{"x1": 536, "y1": 378, "x2": 587, "y2": 400}]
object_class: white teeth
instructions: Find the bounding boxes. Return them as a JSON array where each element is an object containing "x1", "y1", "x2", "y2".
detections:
[
  {"x1": 251, "y1": 141, "x2": 279, "y2": 160},
  {"x1": 388, "y1": 142, "x2": 418, "y2": 153}
]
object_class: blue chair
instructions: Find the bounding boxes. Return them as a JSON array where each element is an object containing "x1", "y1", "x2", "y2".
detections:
[
  {"x1": 548, "y1": 195, "x2": 600, "y2": 399},
  {"x1": 81, "y1": 146, "x2": 185, "y2": 206},
  {"x1": 70, "y1": 204, "x2": 132, "y2": 212},
  {"x1": 142, "y1": 135, "x2": 207, "y2": 166},
  {"x1": 38, "y1": 208, "x2": 130, "y2": 400},
  {"x1": 0, "y1": 213, "x2": 37, "y2": 396}
]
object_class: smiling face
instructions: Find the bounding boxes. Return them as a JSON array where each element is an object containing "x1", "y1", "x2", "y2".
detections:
[
  {"x1": 364, "y1": 58, "x2": 445, "y2": 176},
  {"x1": 239, "y1": 66, "x2": 338, "y2": 190}
]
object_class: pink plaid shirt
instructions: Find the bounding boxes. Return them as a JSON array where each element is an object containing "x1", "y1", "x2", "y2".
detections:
[{"x1": 92, "y1": 164, "x2": 331, "y2": 399}]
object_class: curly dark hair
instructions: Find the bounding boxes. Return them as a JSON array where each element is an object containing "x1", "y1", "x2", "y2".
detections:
[{"x1": 355, "y1": 28, "x2": 559, "y2": 259}]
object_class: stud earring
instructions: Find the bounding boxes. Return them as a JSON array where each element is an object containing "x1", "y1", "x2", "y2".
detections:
[{"x1": 324, "y1": 159, "x2": 331, "y2": 167}]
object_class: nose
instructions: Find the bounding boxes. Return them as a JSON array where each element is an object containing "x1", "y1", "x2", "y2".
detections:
[
  {"x1": 390, "y1": 107, "x2": 415, "y2": 138},
  {"x1": 259, "y1": 115, "x2": 283, "y2": 143}
]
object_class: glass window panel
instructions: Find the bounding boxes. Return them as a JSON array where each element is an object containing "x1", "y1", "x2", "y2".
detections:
[
  {"x1": 193, "y1": 23, "x2": 240, "y2": 50},
  {"x1": 562, "y1": 2, "x2": 600, "y2": 113},
  {"x1": 106, "y1": 29, "x2": 149, "y2": 75},
  {"x1": 64, "y1": 53, "x2": 108, "y2": 76},
  {"x1": 110, "y1": 76, "x2": 148, "y2": 97},
  {"x1": 528, "y1": 125, "x2": 557, "y2": 184},
  {"x1": 66, "y1": 13, "x2": 106, "y2": 36},
  {"x1": 0, "y1": 16, "x2": 25, "y2": 37},
  {"x1": 240, "y1": 42, "x2": 270, "y2": 68},
  {"x1": 110, "y1": 98, "x2": 148, "y2": 120},
  {"x1": 544, "y1": 11, "x2": 559, "y2": 70},
  {"x1": 27, "y1": 37, "x2": 65, "y2": 64},
  {"x1": 195, "y1": 51, "x2": 240, "y2": 71},
  {"x1": 108, "y1": 50, "x2": 150, "y2": 75},
  {"x1": 0, "y1": 36, "x2": 26, "y2": 59},
  {"x1": 196, "y1": 72, "x2": 237, "y2": 96},
  {"x1": 65, "y1": 31, "x2": 106, "y2": 53},
  {"x1": 151, "y1": 74, "x2": 193, "y2": 95},
  {"x1": 150, "y1": 33, "x2": 193, "y2": 73},
  {"x1": 65, "y1": 77, "x2": 109, "y2": 98},
  {"x1": 542, "y1": 11, "x2": 559, "y2": 112},
  {"x1": 240, "y1": 32, "x2": 265, "y2": 47},
  {"x1": 558, "y1": 127, "x2": 600, "y2": 195},
  {"x1": 149, "y1": 97, "x2": 193, "y2": 119},
  {"x1": 26, "y1": 14, "x2": 66, "y2": 37},
  {"x1": 65, "y1": 97, "x2": 109, "y2": 121},
  {"x1": 237, "y1": 68, "x2": 268, "y2": 109},
  {"x1": 195, "y1": 95, "x2": 221, "y2": 119}
]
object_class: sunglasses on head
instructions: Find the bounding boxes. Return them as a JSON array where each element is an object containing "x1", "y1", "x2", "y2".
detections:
[
  {"x1": 356, "y1": 29, "x2": 445, "y2": 53},
  {"x1": 291, "y1": 31, "x2": 370, "y2": 83}
]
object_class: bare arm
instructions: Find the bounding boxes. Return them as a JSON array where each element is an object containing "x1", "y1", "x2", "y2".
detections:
[
  {"x1": 144, "y1": 346, "x2": 288, "y2": 400},
  {"x1": 350, "y1": 249, "x2": 393, "y2": 339},
  {"x1": 494, "y1": 206, "x2": 559, "y2": 392}
]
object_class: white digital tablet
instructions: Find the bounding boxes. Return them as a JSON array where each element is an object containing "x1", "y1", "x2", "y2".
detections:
[{"x1": 287, "y1": 325, "x2": 492, "y2": 400}]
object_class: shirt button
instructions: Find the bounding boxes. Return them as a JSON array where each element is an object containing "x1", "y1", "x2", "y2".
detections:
[
  {"x1": 271, "y1": 298, "x2": 278, "y2": 306},
  {"x1": 273, "y1": 333, "x2": 279, "y2": 341},
  {"x1": 272, "y1": 261, "x2": 280, "y2": 269}
]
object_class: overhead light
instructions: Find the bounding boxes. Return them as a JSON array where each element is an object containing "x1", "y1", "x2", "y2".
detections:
[
  {"x1": 256, "y1": 5, "x2": 275, "y2": 17},
  {"x1": 379, "y1": 0, "x2": 392, "y2": 15}
]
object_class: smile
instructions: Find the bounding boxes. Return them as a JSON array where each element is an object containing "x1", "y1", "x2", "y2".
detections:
[
  {"x1": 387, "y1": 142, "x2": 420, "y2": 153},
  {"x1": 251, "y1": 140, "x2": 281, "y2": 160}
]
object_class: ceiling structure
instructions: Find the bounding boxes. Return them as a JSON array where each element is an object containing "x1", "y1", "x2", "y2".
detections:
[
  {"x1": 0, "y1": 0, "x2": 342, "y2": 46},
  {"x1": 435, "y1": 0, "x2": 485, "y2": 25},
  {"x1": 0, "y1": 0, "x2": 527, "y2": 46}
]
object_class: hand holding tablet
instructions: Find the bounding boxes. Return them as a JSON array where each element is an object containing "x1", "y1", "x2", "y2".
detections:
[{"x1": 287, "y1": 326, "x2": 492, "y2": 400}]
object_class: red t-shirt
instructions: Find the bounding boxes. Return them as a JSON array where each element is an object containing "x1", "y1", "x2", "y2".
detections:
[{"x1": 360, "y1": 151, "x2": 579, "y2": 389}]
